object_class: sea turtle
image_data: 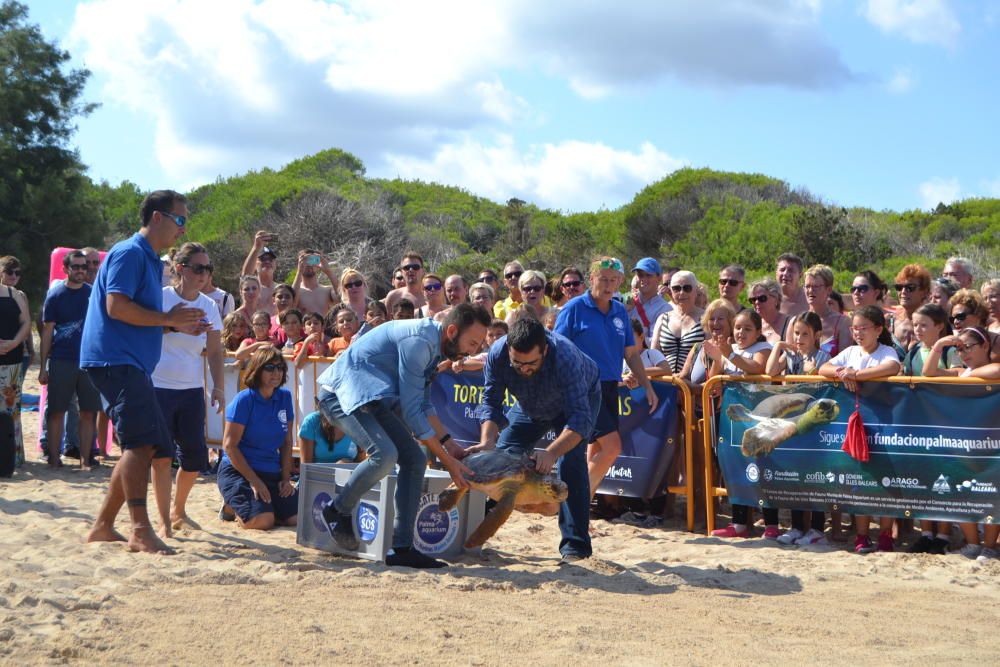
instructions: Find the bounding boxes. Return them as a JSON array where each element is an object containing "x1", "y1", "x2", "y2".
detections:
[
  {"x1": 437, "y1": 450, "x2": 569, "y2": 548},
  {"x1": 726, "y1": 392, "x2": 840, "y2": 457}
]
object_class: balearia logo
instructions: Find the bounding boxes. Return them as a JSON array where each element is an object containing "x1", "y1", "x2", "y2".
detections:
[
  {"x1": 882, "y1": 476, "x2": 925, "y2": 490},
  {"x1": 745, "y1": 463, "x2": 760, "y2": 483},
  {"x1": 932, "y1": 475, "x2": 952, "y2": 494},
  {"x1": 957, "y1": 479, "x2": 999, "y2": 494}
]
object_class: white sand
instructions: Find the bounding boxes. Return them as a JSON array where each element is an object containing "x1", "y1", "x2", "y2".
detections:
[{"x1": 3, "y1": 363, "x2": 999, "y2": 665}]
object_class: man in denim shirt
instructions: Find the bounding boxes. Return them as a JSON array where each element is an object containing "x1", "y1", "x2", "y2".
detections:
[
  {"x1": 316, "y1": 303, "x2": 489, "y2": 568},
  {"x1": 469, "y1": 318, "x2": 601, "y2": 563}
]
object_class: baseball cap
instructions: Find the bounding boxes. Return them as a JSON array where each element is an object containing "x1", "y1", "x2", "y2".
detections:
[
  {"x1": 258, "y1": 246, "x2": 277, "y2": 259},
  {"x1": 632, "y1": 257, "x2": 662, "y2": 275}
]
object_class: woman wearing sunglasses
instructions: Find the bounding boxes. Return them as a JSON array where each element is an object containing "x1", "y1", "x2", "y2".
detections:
[
  {"x1": 338, "y1": 268, "x2": 371, "y2": 321},
  {"x1": 418, "y1": 273, "x2": 449, "y2": 319},
  {"x1": 652, "y1": 270, "x2": 705, "y2": 375},
  {"x1": 218, "y1": 347, "x2": 298, "y2": 530},
  {"x1": 948, "y1": 289, "x2": 1000, "y2": 362},
  {"x1": 889, "y1": 264, "x2": 931, "y2": 351},
  {"x1": 747, "y1": 277, "x2": 788, "y2": 346},
  {"x1": 506, "y1": 270, "x2": 551, "y2": 326},
  {"x1": 0, "y1": 255, "x2": 31, "y2": 467},
  {"x1": 150, "y1": 242, "x2": 225, "y2": 537}
]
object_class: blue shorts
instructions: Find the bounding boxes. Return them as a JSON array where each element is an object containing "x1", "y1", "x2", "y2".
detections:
[
  {"x1": 217, "y1": 459, "x2": 298, "y2": 522},
  {"x1": 85, "y1": 365, "x2": 173, "y2": 459},
  {"x1": 591, "y1": 381, "x2": 621, "y2": 441},
  {"x1": 155, "y1": 387, "x2": 207, "y2": 472}
]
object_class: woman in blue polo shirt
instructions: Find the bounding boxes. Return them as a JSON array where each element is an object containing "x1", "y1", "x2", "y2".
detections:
[
  {"x1": 218, "y1": 347, "x2": 298, "y2": 530},
  {"x1": 554, "y1": 256, "x2": 658, "y2": 497}
]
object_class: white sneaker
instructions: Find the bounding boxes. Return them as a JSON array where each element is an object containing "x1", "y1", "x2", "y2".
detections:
[
  {"x1": 976, "y1": 546, "x2": 998, "y2": 562},
  {"x1": 796, "y1": 528, "x2": 827, "y2": 545},
  {"x1": 959, "y1": 543, "x2": 983, "y2": 559},
  {"x1": 776, "y1": 528, "x2": 802, "y2": 545}
]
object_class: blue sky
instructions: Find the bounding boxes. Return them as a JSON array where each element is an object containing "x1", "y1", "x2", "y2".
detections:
[{"x1": 24, "y1": 0, "x2": 1000, "y2": 213}]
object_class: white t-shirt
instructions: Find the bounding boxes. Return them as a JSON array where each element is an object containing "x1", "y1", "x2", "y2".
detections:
[
  {"x1": 828, "y1": 344, "x2": 901, "y2": 372},
  {"x1": 627, "y1": 294, "x2": 672, "y2": 346},
  {"x1": 725, "y1": 340, "x2": 773, "y2": 376},
  {"x1": 622, "y1": 347, "x2": 667, "y2": 374},
  {"x1": 152, "y1": 288, "x2": 223, "y2": 390},
  {"x1": 204, "y1": 287, "x2": 234, "y2": 318}
]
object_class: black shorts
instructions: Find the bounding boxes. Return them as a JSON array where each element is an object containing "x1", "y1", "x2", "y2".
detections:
[
  {"x1": 46, "y1": 358, "x2": 102, "y2": 412},
  {"x1": 155, "y1": 387, "x2": 207, "y2": 472},
  {"x1": 217, "y1": 459, "x2": 298, "y2": 522},
  {"x1": 591, "y1": 380, "x2": 621, "y2": 441},
  {"x1": 85, "y1": 365, "x2": 173, "y2": 459}
]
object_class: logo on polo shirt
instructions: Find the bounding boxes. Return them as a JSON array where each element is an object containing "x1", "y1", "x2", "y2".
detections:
[
  {"x1": 613, "y1": 317, "x2": 625, "y2": 333},
  {"x1": 277, "y1": 409, "x2": 288, "y2": 424}
]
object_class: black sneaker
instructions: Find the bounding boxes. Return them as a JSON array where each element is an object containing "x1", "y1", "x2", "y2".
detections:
[
  {"x1": 909, "y1": 535, "x2": 934, "y2": 553},
  {"x1": 385, "y1": 547, "x2": 446, "y2": 569},
  {"x1": 322, "y1": 503, "x2": 359, "y2": 551},
  {"x1": 928, "y1": 537, "x2": 950, "y2": 555},
  {"x1": 559, "y1": 552, "x2": 589, "y2": 565}
]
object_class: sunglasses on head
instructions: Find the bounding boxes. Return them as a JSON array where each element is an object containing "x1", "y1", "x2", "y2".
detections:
[
  {"x1": 850, "y1": 285, "x2": 871, "y2": 293},
  {"x1": 748, "y1": 295, "x2": 768, "y2": 304},
  {"x1": 671, "y1": 284, "x2": 694, "y2": 293},
  {"x1": 894, "y1": 283, "x2": 918, "y2": 292},
  {"x1": 562, "y1": 280, "x2": 582, "y2": 289},
  {"x1": 261, "y1": 363, "x2": 285, "y2": 373},
  {"x1": 343, "y1": 280, "x2": 364, "y2": 289},
  {"x1": 597, "y1": 258, "x2": 624, "y2": 273},
  {"x1": 401, "y1": 263, "x2": 422, "y2": 272},
  {"x1": 423, "y1": 283, "x2": 443, "y2": 291},
  {"x1": 522, "y1": 284, "x2": 544, "y2": 293},
  {"x1": 3, "y1": 269, "x2": 20, "y2": 276},
  {"x1": 182, "y1": 262, "x2": 213, "y2": 274},
  {"x1": 718, "y1": 278, "x2": 741, "y2": 287},
  {"x1": 505, "y1": 271, "x2": 523, "y2": 281}
]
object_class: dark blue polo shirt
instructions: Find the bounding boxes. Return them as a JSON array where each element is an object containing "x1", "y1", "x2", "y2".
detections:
[
  {"x1": 80, "y1": 232, "x2": 165, "y2": 374},
  {"x1": 554, "y1": 291, "x2": 635, "y2": 382}
]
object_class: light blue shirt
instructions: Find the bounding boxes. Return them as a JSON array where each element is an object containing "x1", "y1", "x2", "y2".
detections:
[{"x1": 317, "y1": 319, "x2": 442, "y2": 440}]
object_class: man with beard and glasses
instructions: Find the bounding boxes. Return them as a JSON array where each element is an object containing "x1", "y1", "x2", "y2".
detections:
[
  {"x1": 315, "y1": 303, "x2": 488, "y2": 568},
  {"x1": 464, "y1": 317, "x2": 601, "y2": 563}
]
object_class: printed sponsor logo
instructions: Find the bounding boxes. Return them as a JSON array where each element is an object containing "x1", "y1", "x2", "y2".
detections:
[
  {"x1": 746, "y1": 463, "x2": 760, "y2": 483},
  {"x1": 312, "y1": 492, "x2": 333, "y2": 533},
  {"x1": 356, "y1": 502, "x2": 379, "y2": 543},
  {"x1": 413, "y1": 493, "x2": 459, "y2": 554},
  {"x1": 932, "y1": 475, "x2": 952, "y2": 495},
  {"x1": 957, "y1": 479, "x2": 999, "y2": 494},
  {"x1": 606, "y1": 465, "x2": 633, "y2": 480},
  {"x1": 804, "y1": 471, "x2": 834, "y2": 484},
  {"x1": 840, "y1": 472, "x2": 879, "y2": 488},
  {"x1": 881, "y1": 476, "x2": 926, "y2": 490},
  {"x1": 764, "y1": 468, "x2": 773, "y2": 482}
]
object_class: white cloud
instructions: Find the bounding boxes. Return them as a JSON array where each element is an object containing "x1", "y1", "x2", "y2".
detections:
[
  {"x1": 862, "y1": 0, "x2": 960, "y2": 47},
  {"x1": 886, "y1": 68, "x2": 915, "y2": 93},
  {"x1": 382, "y1": 135, "x2": 686, "y2": 212},
  {"x1": 918, "y1": 177, "x2": 961, "y2": 209}
]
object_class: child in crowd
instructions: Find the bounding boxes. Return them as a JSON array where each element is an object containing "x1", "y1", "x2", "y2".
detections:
[
  {"x1": 221, "y1": 312, "x2": 249, "y2": 352},
  {"x1": 269, "y1": 283, "x2": 296, "y2": 346},
  {"x1": 541, "y1": 309, "x2": 558, "y2": 330},
  {"x1": 328, "y1": 304, "x2": 360, "y2": 358},
  {"x1": 903, "y1": 303, "x2": 958, "y2": 376},
  {"x1": 392, "y1": 299, "x2": 416, "y2": 320},
  {"x1": 452, "y1": 319, "x2": 507, "y2": 373},
  {"x1": 924, "y1": 326, "x2": 1000, "y2": 560},
  {"x1": 279, "y1": 309, "x2": 304, "y2": 354},
  {"x1": 707, "y1": 309, "x2": 776, "y2": 539},
  {"x1": 235, "y1": 310, "x2": 276, "y2": 361},
  {"x1": 765, "y1": 311, "x2": 830, "y2": 545},
  {"x1": 293, "y1": 312, "x2": 327, "y2": 368},
  {"x1": 622, "y1": 318, "x2": 670, "y2": 387},
  {"x1": 820, "y1": 305, "x2": 902, "y2": 554},
  {"x1": 357, "y1": 301, "x2": 387, "y2": 339}
]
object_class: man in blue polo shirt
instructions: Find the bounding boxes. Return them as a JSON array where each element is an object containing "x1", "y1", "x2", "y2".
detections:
[
  {"x1": 469, "y1": 317, "x2": 601, "y2": 562},
  {"x1": 555, "y1": 256, "x2": 658, "y2": 497},
  {"x1": 81, "y1": 190, "x2": 206, "y2": 555}
]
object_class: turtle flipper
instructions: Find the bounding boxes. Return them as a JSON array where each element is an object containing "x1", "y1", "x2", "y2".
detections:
[
  {"x1": 741, "y1": 421, "x2": 797, "y2": 457},
  {"x1": 727, "y1": 404, "x2": 754, "y2": 422},
  {"x1": 465, "y1": 490, "x2": 516, "y2": 548},
  {"x1": 437, "y1": 486, "x2": 467, "y2": 512}
]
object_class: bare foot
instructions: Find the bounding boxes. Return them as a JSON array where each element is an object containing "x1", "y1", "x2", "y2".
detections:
[
  {"x1": 129, "y1": 527, "x2": 175, "y2": 555},
  {"x1": 170, "y1": 514, "x2": 201, "y2": 531},
  {"x1": 157, "y1": 524, "x2": 173, "y2": 540},
  {"x1": 86, "y1": 524, "x2": 127, "y2": 543}
]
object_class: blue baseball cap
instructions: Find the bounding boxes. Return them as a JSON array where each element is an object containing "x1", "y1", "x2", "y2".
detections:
[{"x1": 632, "y1": 257, "x2": 662, "y2": 275}]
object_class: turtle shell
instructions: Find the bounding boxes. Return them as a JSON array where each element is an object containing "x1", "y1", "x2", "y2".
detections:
[{"x1": 462, "y1": 450, "x2": 535, "y2": 485}]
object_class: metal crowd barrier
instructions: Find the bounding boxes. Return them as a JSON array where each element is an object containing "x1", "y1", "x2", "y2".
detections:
[{"x1": 700, "y1": 374, "x2": 1000, "y2": 535}]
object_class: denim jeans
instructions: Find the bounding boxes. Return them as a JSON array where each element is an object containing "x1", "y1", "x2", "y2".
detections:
[
  {"x1": 496, "y1": 385, "x2": 601, "y2": 558},
  {"x1": 318, "y1": 388, "x2": 427, "y2": 550}
]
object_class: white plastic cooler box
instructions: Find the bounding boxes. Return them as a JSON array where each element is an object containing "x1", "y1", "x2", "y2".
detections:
[{"x1": 297, "y1": 463, "x2": 487, "y2": 562}]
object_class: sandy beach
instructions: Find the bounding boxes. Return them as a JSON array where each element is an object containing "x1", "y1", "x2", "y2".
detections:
[{"x1": 3, "y1": 361, "x2": 1000, "y2": 666}]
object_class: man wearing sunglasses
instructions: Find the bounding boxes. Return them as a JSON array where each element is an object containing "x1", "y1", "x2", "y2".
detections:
[
  {"x1": 81, "y1": 190, "x2": 206, "y2": 555},
  {"x1": 240, "y1": 231, "x2": 280, "y2": 316},
  {"x1": 384, "y1": 251, "x2": 427, "y2": 315},
  {"x1": 38, "y1": 251, "x2": 101, "y2": 471},
  {"x1": 316, "y1": 303, "x2": 489, "y2": 568},
  {"x1": 718, "y1": 264, "x2": 747, "y2": 313},
  {"x1": 293, "y1": 249, "x2": 339, "y2": 316},
  {"x1": 627, "y1": 257, "x2": 671, "y2": 346}
]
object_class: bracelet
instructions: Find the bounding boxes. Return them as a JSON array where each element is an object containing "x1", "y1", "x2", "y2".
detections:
[{"x1": 440, "y1": 433, "x2": 452, "y2": 446}]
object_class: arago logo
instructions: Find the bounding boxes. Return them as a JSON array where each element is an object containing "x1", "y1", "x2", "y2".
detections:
[
  {"x1": 356, "y1": 502, "x2": 379, "y2": 543},
  {"x1": 413, "y1": 493, "x2": 459, "y2": 554},
  {"x1": 312, "y1": 492, "x2": 333, "y2": 533},
  {"x1": 882, "y1": 476, "x2": 924, "y2": 489},
  {"x1": 932, "y1": 475, "x2": 952, "y2": 495},
  {"x1": 745, "y1": 463, "x2": 760, "y2": 483}
]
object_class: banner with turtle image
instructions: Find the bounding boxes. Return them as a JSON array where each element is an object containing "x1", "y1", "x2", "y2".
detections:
[
  {"x1": 717, "y1": 381, "x2": 1000, "y2": 523},
  {"x1": 430, "y1": 371, "x2": 679, "y2": 499}
]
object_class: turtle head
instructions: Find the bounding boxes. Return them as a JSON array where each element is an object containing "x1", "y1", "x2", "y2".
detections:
[
  {"x1": 811, "y1": 398, "x2": 840, "y2": 422},
  {"x1": 541, "y1": 477, "x2": 569, "y2": 503}
]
